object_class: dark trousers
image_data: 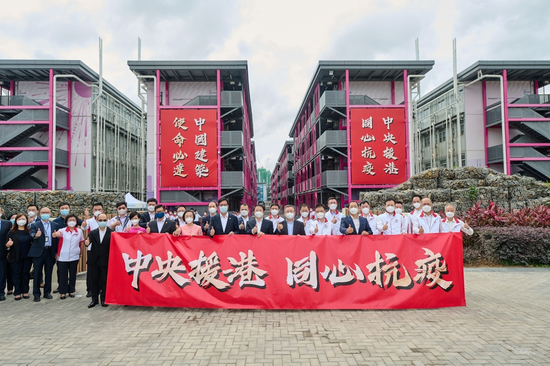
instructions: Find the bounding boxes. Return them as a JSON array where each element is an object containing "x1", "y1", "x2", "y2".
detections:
[
  {"x1": 0, "y1": 258, "x2": 7, "y2": 295},
  {"x1": 57, "y1": 260, "x2": 78, "y2": 295},
  {"x1": 32, "y1": 249, "x2": 56, "y2": 297},
  {"x1": 89, "y1": 263, "x2": 108, "y2": 302},
  {"x1": 11, "y1": 258, "x2": 32, "y2": 296},
  {"x1": 6, "y1": 261, "x2": 13, "y2": 292},
  {"x1": 86, "y1": 268, "x2": 91, "y2": 293}
]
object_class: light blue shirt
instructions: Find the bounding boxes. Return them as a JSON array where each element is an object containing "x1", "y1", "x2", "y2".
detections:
[
  {"x1": 42, "y1": 220, "x2": 52, "y2": 247},
  {"x1": 286, "y1": 220, "x2": 294, "y2": 235}
]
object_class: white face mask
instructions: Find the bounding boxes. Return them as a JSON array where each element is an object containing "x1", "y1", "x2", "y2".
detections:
[
  {"x1": 131, "y1": 219, "x2": 140, "y2": 225},
  {"x1": 301, "y1": 211, "x2": 309, "y2": 218},
  {"x1": 118, "y1": 209, "x2": 127, "y2": 216},
  {"x1": 209, "y1": 207, "x2": 217, "y2": 214},
  {"x1": 17, "y1": 219, "x2": 27, "y2": 226},
  {"x1": 185, "y1": 217, "x2": 194, "y2": 224},
  {"x1": 386, "y1": 206, "x2": 395, "y2": 213},
  {"x1": 177, "y1": 211, "x2": 184, "y2": 218},
  {"x1": 270, "y1": 209, "x2": 279, "y2": 216},
  {"x1": 27, "y1": 211, "x2": 36, "y2": 218},
  {"x1": 67, "y1": 221, "x2": 77, "y2": 228},
  {"x1": 413, "y1": 202, "x2": 421, "y2": 209},
  {"x1": 446, "y1": 211, "x2": 455, "y2": 218},
  {"x1": 422, "y1": 205, "x2": 432, "y2": 213},
  {"x1": 329, "y1": 204, "x2": 337, "y2": 211},
  {"x1": 285, "y1": 212, "x2": 295, "y2": 220},
  {"x1": 349, "y1": 208, "x2": 359, "y2": 215},
  {"x1": 94, "y1": 211, "x2": 102, "y2": 217},
  {"x1": 316, "y1": 212, "x2": 325, "y2": 220},
  {"x1": 240, "y1": 210, "x2": 248, "y2": 217},
  {"x1": 362, "y1": 207, "x2": 370, "y2": 215},
  {"x1": 255, "y1": 211, "x2": 264, "y2": 218},
  {"x1": 395, "y1": 208, "x2": 403, "y2": 215},
  {"x1": 147, "y1": 205, "x2": 155, "y2": 212}
]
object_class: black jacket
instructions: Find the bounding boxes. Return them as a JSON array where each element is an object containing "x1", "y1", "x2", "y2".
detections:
[
  {"x1": 87, "y1": 227, "x2": 112, "y2": 267},
  {"x1": 0, "y1": 219, "x2": 12, "y2": 259},
  {"x1": 147, "y1": 219, "x2": 177, "y2": 234},
  {"x1": 28, "y1": 219, "x2": 60, "y2": 258},
  {"x1": 209, "y1": 213, "x2": 239, "y2": 236},
  {"x1": 245, "y1": 218, "x2": 274, "y2": 235},
  {"x1": 139, "y1": 211, "x2": 156, "y2": 229},
  {"x1": 277, "y1": 220, "x2": 306, "y2": 235},
  {"x1": 7, "y1": 230, "x2": 33, "y2": 263}
]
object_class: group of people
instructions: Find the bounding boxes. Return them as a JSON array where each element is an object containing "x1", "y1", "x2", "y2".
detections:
[{"x1": 0, "y1": 194, "x2": 471, "y2": 307}]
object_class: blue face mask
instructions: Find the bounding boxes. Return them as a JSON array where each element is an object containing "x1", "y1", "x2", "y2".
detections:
[
  {"x1": 60, "y1": 209, "x2": 70, "y2": 216},
  {"x1": 98, "y1": 222, "x2": 107, "y2": 228},
  {"x1": 41, "y1": 214, "x2": 50, "y2": 221},
  {"x1": 220, "y1": 206, "x2": 228, "y2": 214},
  {"x1": 10, "y1": 219, "x2": 15, "y2": 225},
  {"x1": 155, "y1": 212, "x2": 165, "y2": 219}
]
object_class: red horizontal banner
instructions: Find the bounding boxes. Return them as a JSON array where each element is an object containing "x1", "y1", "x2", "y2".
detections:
[{"x1": 106, "y1": 233, "x2": 466, "y2": 309}]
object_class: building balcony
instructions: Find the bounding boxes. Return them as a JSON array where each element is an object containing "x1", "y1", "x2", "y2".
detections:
[
  {"x1": 317, "y1": 130, "x2": 347, "y2": 151},
  {"x1": 221, "y1": 171, "x2": 244, "y2": 189},
  {"x1": 221, "y1": 130, "x2": 243, "y2": 148},
  {"x1": 320, "y1": 170, "x2": 348, "y2": 188},
  {"x1": 319, "y1": 90, "x2": 345, "y2": 111}
]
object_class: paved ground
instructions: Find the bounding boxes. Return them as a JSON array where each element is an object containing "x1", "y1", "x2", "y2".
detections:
[{"x1": 0, "y1": 268, "x2": 549, "y2": 366}]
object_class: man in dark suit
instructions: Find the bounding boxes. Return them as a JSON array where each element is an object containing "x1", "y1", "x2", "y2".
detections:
[
  {"x1": 276, "y1": 205, "x2": 306, "y2": 235},
  {"x1": 208, "y1": 198, "x2": 239, "y2": 236},
  {"x1": 52, "y1": 202, "x2": 82, "y2": 229},
  {"x1": 201, "y1": 201, "x2": 218, "y2": 234},
  {"x1": 340, "y1": 201, "x2": 373, "y2": 236},
  {"x1": 246, "y1": 204, "x2": 274, "y2": 236},
  {"x1": 85, "y1": 213, "x2": 111, "y2": 308},
  {"x1": 147, "y1": 205, "x2": 178, "y2": 234},
  {"x1": 139, "y1": 198, "x2": 158, "y2": 229},
  {"x1": 0, "y1": 206, "x2": 12, "y2": 301},
  {"x1": 237, "y1": 203, "x2": 252, "y2": 234},
  {"x1": 29, "y1": 206, "x2": 60, "y2": 301}
]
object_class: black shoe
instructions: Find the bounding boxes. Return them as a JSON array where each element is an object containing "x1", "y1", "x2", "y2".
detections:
[
  {"x1": 86, "y1": 291, "x2": 92, "y2": 298},
  {"x1": 53, "y1": 288, "x2": 59, "y2": 294},
  {"x1": 22, "y1": 294, "x2": 29, "y2": 299},
  {"x1": 101, "y1": 300, "x2": 108, "y2": 307},
  {"x1": 14, "y1": 296, "x2": 22, "y2": 301},
  {"x1": 69, "y1": 293, "x2": 75, "y2": 298},
  {"x1": 33, "y1": 296, "x2": 40, "y2": 302},
  {"x1": 0, "y1": 295, "x2": 5, "y2": 301},
  {"x1": 88, "y1": 300, "x2": 99, "y2": 308},
  {"x1": 60, "y1": 295, "x2": 66, "y2": 300},
  {"x1": 44, "y1": 294, "x2": 53, "y2": 299}
]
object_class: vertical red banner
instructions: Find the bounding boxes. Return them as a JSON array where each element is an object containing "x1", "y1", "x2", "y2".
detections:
[
  {"x1": 160, "y1": 109, "x2": 218, "y2": 188},
  {"x1": 350, "y1": 108, "x2": 407, "y2": 185}
]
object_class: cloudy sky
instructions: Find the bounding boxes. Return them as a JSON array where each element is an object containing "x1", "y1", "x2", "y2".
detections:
[{"x1": 2, "y1": 0, "x2": 549, "y2": 172}]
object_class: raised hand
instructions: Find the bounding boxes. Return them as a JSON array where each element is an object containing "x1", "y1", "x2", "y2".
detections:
[
  {"x1": 81, "y1": 220, "x2": 87, "y2": 228},
  {"x1": 277, "y1": 223, "x2": 283, "y2": 231},
  {"x1": 314, "y1": 225, "x2": 319, "y2": 234},
  {"x1": 84, "y1": 238, "x2": 90, "y2": 247},
  {"x1": 361, "y1": 231, "x2": 369, "y2": 236},
  {"x1": 346, "y1": 225, "x2": 353, "y2": 234},
  {"x1": 464, "y1": 219, "x2": 470, "y2": 229},
  {"x1": 257, "y1": 231, "x2": 264, "y2": 237},
  {"x1": 383, "y1": 222, "x2": 389, "y2": 231},
  {"x1": 115, "y1": 219, "x2": 121, "y2": 227},
  {"x1": 174, "y1": 227, "x2": 181, "y2": 236},
  {"x1": 419, "y1": 226, "x2": 424, "y2": 234},
  {"x1": 146, "y1": 226, "x2": 151, "y2": 234},
  {"x1": 125, "y1": 226, "x2": 130, "y2": 233},
  {"x1": 204, "y1": 222, "x2": 209, "y2": 229},
  {"x1": 210, "y1": 227, "x2": 215, "y2": 236},
  {"x1": 52, "y1": 230, "x2": 60, "y2": 238},
  {"x1": 6, "y1": 238, "x2": 13, "y2": 248},
  {"x1": 228, "y1": 231, "x2": 234, "y2": 236},
  {"x1": 331, "y1": 217, "x2": 337, "y2": 224},
  {"x1": 252, "y1": 226, "x2": 258, "y2": 234},
  {"x1": 35, "y1": 228, "x2": 42, "y2": 238},
  {"x1": 239, "y1": 223, "x2": 245, "y2": 230},
  {"x1": 84, "y1": 208, "x2": 90, "y2": 219}
]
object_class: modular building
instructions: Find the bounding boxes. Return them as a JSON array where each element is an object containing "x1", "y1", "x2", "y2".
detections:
[
  {"x1": 0, "y1": 60, "x2": 144, "y2": 197},
  {"x1": 270, "y1": 140, "x2": 294, "y2": 207},
  {"x1": 127, "y1": 60, "x2": 257, "y2": 211}
]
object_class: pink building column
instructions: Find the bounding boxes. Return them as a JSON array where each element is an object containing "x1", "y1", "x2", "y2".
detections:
[
  {"x1": 482, "y1": 81, "x2": 489, "y2": 167},
  {"x1": 345, "y1": 69, "x2": 351, "y2": 202},
  {"x1": 48, "y1": 69, "x2": 54, "y2": 190},
  {"x1": 502, "y1": 70, "x2": 511, "y2": 175},
  {"x1": 156, "y1": 69, "x2": 161, "y2": 200},
  {"x1": 67, "y1": 80, "x2": 72, "y2": 190}
]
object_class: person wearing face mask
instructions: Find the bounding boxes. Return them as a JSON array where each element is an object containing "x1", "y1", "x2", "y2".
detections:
[
  {"x1": 6, "y1": 214, "x2": 33, "y2": 301},
  {"x1": 53, "y1": 202, "x2": 83, "y2": 229},
  {"x1": 359, "y1": 200, "x2": 380, "y2": 235},
  {"x1": 126, "y1": 212, "x2": 147, "y2": 233},
  {"x1": 139, "y1": 198, "x2": 158, "y2": 228},
  {"x1": 179, "y1": 210, "x2": 203, "y2": 236},
  {"x1": 440, "y1": 204, "x2": 473, "y2": 235},
  {"x1": 246, "y1": 204, "x2": 274, "y2": 236},
  {"x1": 146, "y1": 205, "x2": 178, "y2": 235},
  {"x1": 309, "y1": 204, "x2": 339, "y2": 235},
  {"x1": 109, "y1": 201, "x2": 132, "y2": 233},
  {"x1": 209, "y1": 198, "x2": 239, "y2": 237},
  {"x1": 173, "y1": 205, "x2": 187, "y2": 227},
  {"x1": 268, "y1": 203, "x2": 284, "y2": 233},
  {"x1": 377, "y1": 199, "x2": 407, "y2": 235},
  {"x1": 0, "y1": 206, "x2": 13, "y2": 301},
  {"x1": 394, "y1": 201, "x2": 409, "y2": 234},
  {"x1": 27, "y1": 204, "x2": 39, "y2": 226},
  {"x1": 325, "y1": 197, "x2": 344, "y2": 236},
  {"x1": 84, "y1": 213, "x2": 112, "y2": 308},
  {"x1": 202, "y1": 201, "x2": 218, "y2": 234},
  {"x1": 53, "y1": 214, "x2": 84, "y2": 299},
  {"x1": 80, "y1": 203, "x2": 104, "y2": 298},
  {"x1": 28, "y1": 207, "x2": 59, "y2": 302},
  {"x1": 237, "y1": 203, "x2": 251, "y2": 234},
  {"x1": 407, "y1": 194, "x2": 423, "y2": 234},
  {"x1": 340, "y1": 201, "x2": 372, "y2": 236},
  {"x1": 413, "y1": 198, "x2": 442, "y2": 234},
  {"x1": 276, "y1": 205, "x2": 306, "y2": 235},
  {"x1": 297, "y1": 203, "x2": 312, "y2": 235}
]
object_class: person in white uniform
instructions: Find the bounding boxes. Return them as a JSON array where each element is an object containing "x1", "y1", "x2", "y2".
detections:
[
  {"x1": 440, "y1": 204, "x2": 474, "y2": 235},
  {"x1": 413, "y1": 198, "x2": 442, "y2": 234},
  {"x1": 377, "y1": 199, "x2": 407, "y2": 235},
  {"x1": 308, "y1": 204, "x2": 339, "y2": 236},
  {"x1": 325, "y1": 197, "x2": 344, "y2": 236},
  {"x1": 359, "y1": 200, "x2": 380, "y2": 235},
  {"x1": 407, "y1": 194, "x2": 423, "y2": 234}
]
